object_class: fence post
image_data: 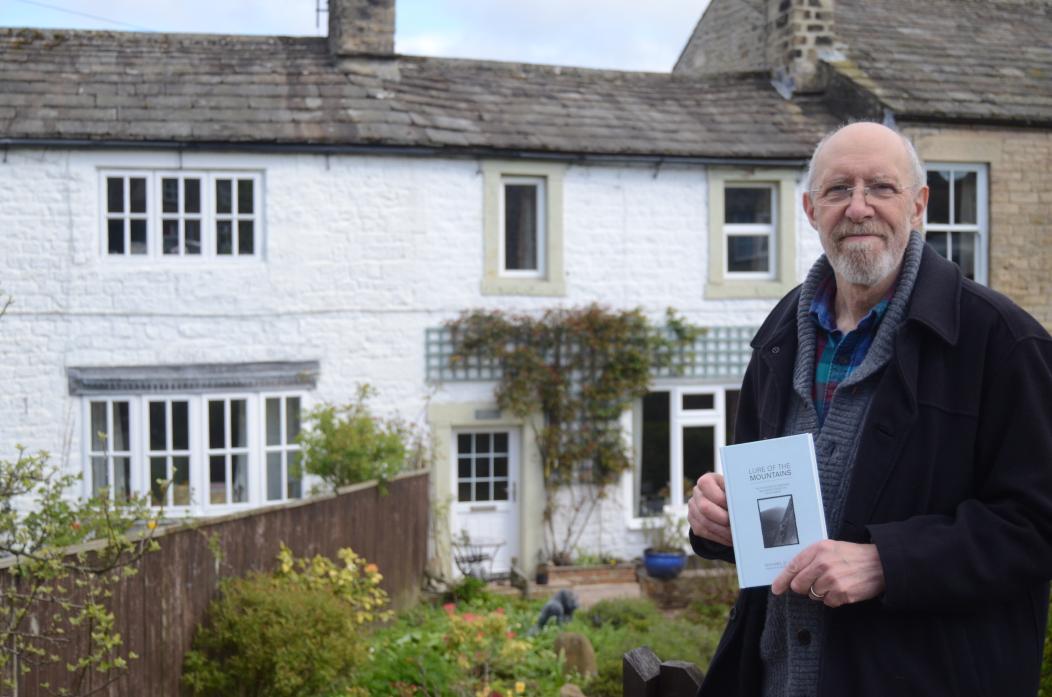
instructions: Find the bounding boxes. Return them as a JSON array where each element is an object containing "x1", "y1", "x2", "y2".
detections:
[
  {"x1": 623, "y1": 646, "x2": 661, "y2": 697},
  {"x1": 659, "y1": 660, "x2": 704, "y2": 696}
]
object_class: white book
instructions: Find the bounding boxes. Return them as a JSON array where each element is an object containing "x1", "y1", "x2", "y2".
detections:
[{"x1": 719, "y1": 433, "x2": 828, "y2": 588}]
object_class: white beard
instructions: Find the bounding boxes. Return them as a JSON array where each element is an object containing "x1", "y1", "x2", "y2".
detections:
[{"x1": 826, "y1": 220, "x2": 906, "y2": 287}]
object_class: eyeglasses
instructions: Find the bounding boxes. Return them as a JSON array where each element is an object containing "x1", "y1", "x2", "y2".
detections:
[{"x1": 809, "y1": 182, "x2": 918, "y2": 207}]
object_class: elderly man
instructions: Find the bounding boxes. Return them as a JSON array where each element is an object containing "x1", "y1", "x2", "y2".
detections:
[{"x1": 688, "y1": 122, "x2": 1052, "y2": 696}]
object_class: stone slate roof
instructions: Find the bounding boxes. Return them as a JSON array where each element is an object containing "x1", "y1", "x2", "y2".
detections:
[
  {"x1": 0, "y1": 28, "x2": 838, "y2": 159},
  {"x1": 833, "y1": 0, "x2": 1052, "y2": 125}
]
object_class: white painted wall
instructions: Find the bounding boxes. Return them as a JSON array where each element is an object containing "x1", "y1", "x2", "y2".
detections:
[{"x1": 0, "y1": 147, "x2": 822, "y2": 554}]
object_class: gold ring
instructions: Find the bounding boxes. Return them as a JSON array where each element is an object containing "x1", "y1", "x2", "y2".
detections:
[{"x1": 808, "y1": 583, "x2": 826, "y2": 601}]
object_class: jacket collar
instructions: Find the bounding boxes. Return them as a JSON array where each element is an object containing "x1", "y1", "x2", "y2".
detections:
[{"x1": 750, "y1": 239, "x2": 962, "y2": 351}]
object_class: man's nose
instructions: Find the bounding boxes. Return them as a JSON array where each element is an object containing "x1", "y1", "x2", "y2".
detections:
[{"x1": 844, "y1": 186, "x2": 873, "y2": 222}]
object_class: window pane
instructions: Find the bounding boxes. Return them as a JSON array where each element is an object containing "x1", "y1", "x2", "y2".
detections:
[
  {"x1": 504, "y1": 184, "x2": 538, "y2": 271},
  {"x1": 113, "y1": 401, "x2": 130, "y2": 451},
  {"x1": 185, "y1": 178, "x2": 201, "y2": 213},
  {"x1": 209, "y1": 401, "x2": 224, "y2": 448},
  {"x1": 725, "y1": 187, "x2": 771, "y2": 224},
  {"x1": 493, "y1": 456, "x2": 508, "y2": 478},
  {"x1": 954, "y1": 171, "x2": 978, "y2": 225},
  {"x1": 494, "y1": 432, "x2": 508, "y2": 453},
  {"x1": 151, "y1": 456, "x2": 167, "y2": 505},
  {"x1": 210, "y1": 455, "x2": 226, "y2": 503},
  {"x1": 108, "y1": 220, "x2": 124, "y2": 254},
  {"x1": 216, "y1": 180, "x2": 232, "y2": 214},
  {"x1": 475, "y1": 433, "x2": 491, "y2": 453},
  {"x1": 172, "y1": 401, "x2": 189, "y2": 450},
  {"x1": 953, "y1": 232, "x2": 977, "y2": 281},
  {"x1": 92, "y1": 456, "x2": 108, "y2": 494},
  {"x1": 286, "y1": 397, "x2": 301, "y2": 442},
  {"x1": 475, "y1": 481, "x2": 491, "y2": 501},
  {"x1": 682, "y1": 425, "x2": 715, "y2": 503},
  {"x1": 458, "y1": 482, "x2": 471, "y2": 501},
  {"x1": 238, "y1": 221, "x2": 254, "y2": 255},
  {"x1": 458, "y1": 457, "x2": 472, "y2": 479},
  {"x1": 185, "y1": 220, "x2": 201, "y2": 255},
  {"x1": 267, "y1": 452, "x2": 282, "y2": 501},
  {"x1": 90, "y1": 401, "x2": 107, "y2": 451},
  {"x1": 727, "y1": 235, "x2": 770, "y2": 273},
  {"x1": 231, "y1": 400, "x2": 247, "y2": 448},
  {"x1": 477, "y1": 456, "x2": 490, "y2": 478},
  {"x1": 927, "y1": 231, "x2": 948, "y2": 257},
  {"x1": 217, "y1": 221, "x2": 233, "y2": 255},
  {"x1": 162, "y1": 220, "x2": 179, "y2": 255},
  {"x1": 162, "y1": 178, "x2": 179, "y2": 213},
  {"x1": 130, "y1": 219, "x2": 147, "y2": 255},
  {"x1": 173, "y1": 456, "x2": 190, "y2": 505},
  {"x1": 639, "y1": 391, "x2": 670, "y2": 517},
  {"x1": 926, "y1": 170, "x2": 950, "y2": 224},
  {"x1": 231, "y1": 457, "x2": 246, "y2": 501},
  {"x1": 457, "y1": 434, "x2": 472, "y2": 454},
  {"x1": 107, "y1": 177, "x2": 123, "y2": 213},
  {"x1": 115, "y1": 456, "x2": 131, "y2": 500},
  {"x1": 725, "y1": 389, "x2": 740, "y2": 445},
  {"x1": 149, "y1": 401, "x2": 166, "y2": 451},
  {"x1": 129, "y1": 177, "x2": 147, "y2": 213},
  {"x1": 493, "y1": 480, "x2": 508, "y2": 501},
  {"x1": 238, "y1": 179, "x2": 254, "y2": 214},
  {"x1": 682, "y1": 394, "x2": 715, "y2": 410},
  {"x1": 265, "y1": 398, "x2": 281, "y2": 446},
  {"x1": 287, "y1": 451, "x2": 302, "y2": 499}
]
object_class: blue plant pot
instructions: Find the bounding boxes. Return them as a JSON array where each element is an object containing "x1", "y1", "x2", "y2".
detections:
[{"x1": 643, "y1": 549, "x2": 686, "y2": 580}]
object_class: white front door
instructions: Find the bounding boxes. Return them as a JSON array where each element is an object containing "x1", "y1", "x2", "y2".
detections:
[{"x1": 450, "y1": 428, "x2": 520, "y2": 577}]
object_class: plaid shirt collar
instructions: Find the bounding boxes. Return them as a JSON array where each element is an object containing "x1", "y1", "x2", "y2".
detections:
[{"x1": 809, "y1": 273, "x2": 896, "y2": 426}]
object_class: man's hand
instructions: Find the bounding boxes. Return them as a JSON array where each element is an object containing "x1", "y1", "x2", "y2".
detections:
[
  {"x1": 687, "y1": 472, "x2": 733, "y2": 547},
  {"x1": 771, "y1": 540, "x2": 886, "y2": 608}
]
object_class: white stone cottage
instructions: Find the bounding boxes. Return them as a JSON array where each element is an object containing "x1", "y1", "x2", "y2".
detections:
[{"x1": 3, "y1": 0, "x2": 1047, "y2": 577}]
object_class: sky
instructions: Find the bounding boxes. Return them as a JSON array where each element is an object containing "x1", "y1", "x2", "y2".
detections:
[{"x1": 0, "y1": 0, "x2": 710, "y2": 72}]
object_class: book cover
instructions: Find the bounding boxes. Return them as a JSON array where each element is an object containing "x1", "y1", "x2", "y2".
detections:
[{"x1": 719, "y1": 433, "x2": 827, "y2": 588}]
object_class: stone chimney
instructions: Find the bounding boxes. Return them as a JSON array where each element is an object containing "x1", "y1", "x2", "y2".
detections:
[
  {"x1": 329, "y1": 0, "x2": 395, "y2": 57},
  {"x1": 766, "y1": 0, "x2": 837, "y2": 97}
]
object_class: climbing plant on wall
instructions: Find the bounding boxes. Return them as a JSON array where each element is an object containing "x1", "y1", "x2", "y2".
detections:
[{"x1": 445, "y1": 304, "x2": 699, "y2": 565}]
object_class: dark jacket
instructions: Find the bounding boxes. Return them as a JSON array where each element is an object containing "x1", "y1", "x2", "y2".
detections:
[{"x1": 694, "y1": 245, "x2": 1052, "y2": 697}]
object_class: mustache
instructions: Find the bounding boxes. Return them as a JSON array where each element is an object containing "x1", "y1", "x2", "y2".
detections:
[{"x1": 832, "y1": 221, "x2": 887, "y2": 242}]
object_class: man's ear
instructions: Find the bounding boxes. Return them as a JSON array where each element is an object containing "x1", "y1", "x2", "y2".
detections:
[
  {"x1": 910, "y1": 185, "x2": 929, "y2": 230},
  {"x1": 803, "y1": 191, "x2": 818, "y2": 230}
]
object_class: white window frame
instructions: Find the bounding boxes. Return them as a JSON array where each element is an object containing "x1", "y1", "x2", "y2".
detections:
[
  {"x1": 499, "y1": 176, "x2": 547, "y2": 279},
  {"x1": 142, "y1": 396, "x2": 196, "y2": 509},
  {"x1": 626, "y1": 384, "x2": 737, "y2": 528},
  {"x1": 706, "y1": 168, "x2": 799, "y2": 299},
  {"x1": 723, "y1": 184, "x2": 777, "y2": 280},
  {"x1": 82, "y1": 391, "x2": 307, "y2": 515},
  {"x1": 98, "y1": 170, "x2": 264, "y2": 260},
  {"x1": 923, "y1": 162, "x2": 989, "y2": 286},
  {"x1": 481, "y1": 160, "x2": 566, "y2": 296},
  {"x1": 203, "y1": 395, "x2": 256, "y2": 507}
]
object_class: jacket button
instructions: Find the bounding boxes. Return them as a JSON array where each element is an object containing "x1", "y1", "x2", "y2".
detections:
[
  {"x1": 771, "y1": 346, "x2": 781, "y2": 354},
  {"x1": 797, "y1": 629, "x2": 811, "y2": 646}
]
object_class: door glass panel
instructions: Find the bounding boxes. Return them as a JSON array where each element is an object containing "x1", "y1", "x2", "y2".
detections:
[
  {"x1": 493, "y1": 480, "x2": 508, "y2": 501},
  {"x1": 458, "y1": 482, "x2": 472, "y2": 501},
  {"x1": 493, "y1": 456, "x2": 508, "y2": 477},
  {"x1": 458, "y1": 457, "x2": 471, "y2": 479},
  {"x1": 639, "y1": 391, "x2": 670, "y2": 517},
  {"x1": 475, "y1": 433, "x2": 490, "y2": 453},
  {"x1": 458, "y1": 433, "x2": 472, "y2": 453},
  {"x1": 475, "y1": 481, "x2": 491, "y2": 501},
  {"x1": 682, "y1": 394, "x2": 715, "y2": 411},
  {"x1": 682, "y1": 426, "x2": 716, "y2": 503}
]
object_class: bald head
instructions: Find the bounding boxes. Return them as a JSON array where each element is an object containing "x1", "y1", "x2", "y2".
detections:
[{"x1": 806, "y1": 122, "x2": 925, "y2": 193}]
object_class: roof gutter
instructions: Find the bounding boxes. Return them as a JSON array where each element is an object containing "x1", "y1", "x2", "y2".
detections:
[{"x1": 0, "y1": 138, "x2": 809, "y2": 168}]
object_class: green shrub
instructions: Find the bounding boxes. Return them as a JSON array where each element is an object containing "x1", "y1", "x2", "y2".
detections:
[
  {"x1": 1041, "y1": 592, "x2": 1052, "y2": 696},
  {"x1": 583, "y1": 597, "x2": 660, "y2": 630},
  {"x1": 297, "y1": 384, "x2": 427, "y2": 491},
  {"x1": 183, "y1": 545, "x2": 390, "y2": 697}
]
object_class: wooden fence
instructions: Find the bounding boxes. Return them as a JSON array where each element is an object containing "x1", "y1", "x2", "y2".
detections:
[
  {"x1": 623, "y1": 646, "x2": 705, "y2": 697},
  {"x1": 3, "y1": 469, "x2": 430, "y2": 697}
]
